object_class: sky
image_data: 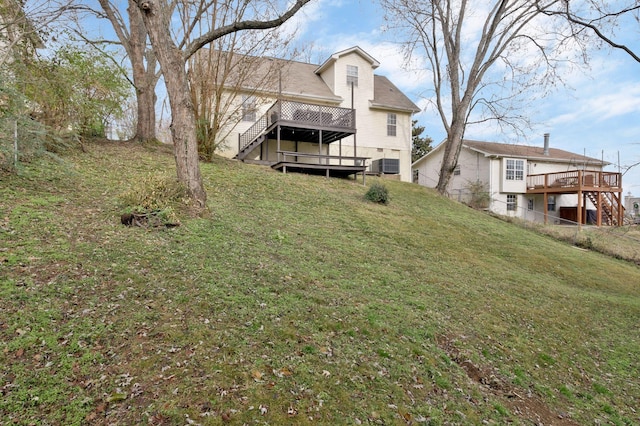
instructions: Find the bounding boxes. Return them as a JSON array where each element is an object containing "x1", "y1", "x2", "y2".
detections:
[{"x1": 284, "y1": 0, "x2": 640, "y2": 197}]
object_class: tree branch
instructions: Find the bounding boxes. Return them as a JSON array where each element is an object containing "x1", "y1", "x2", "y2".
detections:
[{"x1": 184, "y1": 0, "x2": 312, "y2": 60}]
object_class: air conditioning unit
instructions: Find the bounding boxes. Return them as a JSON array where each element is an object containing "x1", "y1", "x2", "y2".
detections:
[{"x1": 371, "y1": 158, "x2": 400, "y2": 174}]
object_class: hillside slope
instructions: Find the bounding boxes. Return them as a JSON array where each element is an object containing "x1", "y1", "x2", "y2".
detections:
[{"x1": 1, "y1": 141, "x2": 639, "y2": 425}]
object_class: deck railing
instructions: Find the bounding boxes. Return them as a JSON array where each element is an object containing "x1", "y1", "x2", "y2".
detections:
[
  {"x1": 277, "y1": 150, "x2": 368, "y2": 167},
  {"x1": 527, "y1": 170, "x2": 621, "y2": 190},
  {"x1": 238, "y1": 100, "x2": 355, "y2": 153}
]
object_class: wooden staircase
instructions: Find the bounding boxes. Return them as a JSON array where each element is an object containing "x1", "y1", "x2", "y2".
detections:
[
  {"x1": 586, "y1": 192, "x2": 623, "y2": 226},
  {"x1": 235, "y1": 105, "x2": 273, "y2": 161},
  {"x1": 236, "y1": 134, "x2": 266, "y2": 161}
]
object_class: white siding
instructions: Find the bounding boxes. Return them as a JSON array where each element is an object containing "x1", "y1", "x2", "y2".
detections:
[{"x1": 211, "y1": 49, "x2": 416, "y2": 182}]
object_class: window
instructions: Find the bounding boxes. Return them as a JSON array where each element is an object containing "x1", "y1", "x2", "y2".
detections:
[
  {"x1": 527, "y1": 198, "x2": 534, "y2": 211},
  {"x1": 547, "y1": 195, "x2": 556, "y2": 212},
  {"x1": 453, "y1": 165, "x2": 461, "y2": 176},
  {"x1": 506, "y1": 159, "x2": 524, "y2": 180},
  {"x1": 241, "y1": 95, "x2": 256, "y2": 122},
  {"x1": 413, "y1": 169, "x2": 419, "y2": 183},
  {"x1": 507, "y1": 194, "x2": 517, "y2": 211},
  {"x1": 387, "y1": 113, "x2": 397, "y2": 136},
  {"x1": 346, "y1": 65, "x2": 358, "y2": 86}
]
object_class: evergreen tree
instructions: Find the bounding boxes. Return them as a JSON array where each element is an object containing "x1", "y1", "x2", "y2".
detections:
[{"x1": 411, "y1": 120, "x2": 433, "y2": 163}]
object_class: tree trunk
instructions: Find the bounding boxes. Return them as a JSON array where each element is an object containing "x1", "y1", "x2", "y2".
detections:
[
  {"x1": 134, "y1": 72, "x2": 157, "y2": 141},
  {"x1": 137, "y1": 1, "x2": 206, "y2": 206},
  {"x1": 128, "y1": 1, "x2": 157, "y2": 142},
  {"x1": 436, "y1": 82, "x2": 472, "y2": 195},
  {"x1": 436, "y1": 122, "x2": 465, "y2": 195}
]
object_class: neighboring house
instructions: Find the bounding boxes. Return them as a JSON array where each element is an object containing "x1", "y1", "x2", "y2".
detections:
[
  {"x1": 625, "y1": 194, "x2": 640, "y2": 224},
  {"x1": 413, "y1": 135, "x2": 624, "y2": 226},
  {"x1": 199, "y1": 46, "x2": 420, "y2": 182}
]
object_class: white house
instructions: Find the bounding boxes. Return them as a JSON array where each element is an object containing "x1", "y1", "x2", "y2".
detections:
[
  {"x1": 198, "y1": 46, "x2": 420, "y2": 182},
  {"x1": 413, "y1": 135, "x2": 624, "y2": 226},
  {"x1": 625, "y1": 194, "x2": 640, "y2": 223}
]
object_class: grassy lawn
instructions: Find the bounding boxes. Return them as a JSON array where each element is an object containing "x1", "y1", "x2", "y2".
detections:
[{"x1": 1, "y1": 140, "x2": 639, "y2": 425}]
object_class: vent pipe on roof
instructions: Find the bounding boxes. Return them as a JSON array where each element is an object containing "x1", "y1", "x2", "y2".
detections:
[{"x1": 543, "y1": 133, "x2": 550, "y2": 156}]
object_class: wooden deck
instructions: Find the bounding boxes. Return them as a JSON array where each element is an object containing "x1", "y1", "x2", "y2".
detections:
[
  {"x1": 236, "y1": 100, "x2": 367, "y2": 181},
  {"x1": 526, "y1": 170, "x2": 623, "y2": 226},
  {"x1": 237, "y1": 100, "x2": 356, "y2": 158},
  {"x1": 272, "y1": 151, "x2": 369, "y2": 183},
  {"x1": 526, "y1": 170, "x2": 621, "y2": 193}
]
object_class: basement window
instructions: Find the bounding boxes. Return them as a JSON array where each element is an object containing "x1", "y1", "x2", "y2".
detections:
[
  {"x1": 547, "y1": 195, "x2": 556, "y2": 212},
  {"x1": 507, "y1": 194, "x2": 517, "y2": 211}
]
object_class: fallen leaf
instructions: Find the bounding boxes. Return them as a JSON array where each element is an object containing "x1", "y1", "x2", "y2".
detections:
[
  {"x1": 106, "y1": 392, "x2": 127, "y2": 403},
  {"x1": 252, "y1": 370, "x2": 263, "y2": 381}
]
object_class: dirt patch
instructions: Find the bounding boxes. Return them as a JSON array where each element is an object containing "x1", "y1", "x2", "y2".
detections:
[{"x1": 437, "y1": 335, "x2": 580, "y2": 425}]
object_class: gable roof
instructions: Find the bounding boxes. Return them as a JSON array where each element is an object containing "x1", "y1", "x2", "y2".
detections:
[
  {"x1": 463, "y1": 140, "x2": 608, "y2": 166},
  {"x1": 197, "y1": 48, "x2": 419, "y2": 112},
  {"x1": 314, "y1": 46, "x2": 380, "y2": 75},
  {"x1": 413, "y1": 139, "x2": 609, "y2": 167},
  {"x1": 371, "y1": 75, "x2": 421, "y2": 113},
  {"x1": 278, "y1": 59, "x2": 342, "y2": 102}
]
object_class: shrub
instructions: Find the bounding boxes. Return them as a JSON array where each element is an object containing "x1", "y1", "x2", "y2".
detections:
[
  {"x1": 365, "y1": 182, "x2": 390, "y2": 204},
  {"x1": 465, "y1": 180, "x2": 490, "y2": 209},
  {"x1": 118, "y1": 172, "x2": 188, "y2": 226}
]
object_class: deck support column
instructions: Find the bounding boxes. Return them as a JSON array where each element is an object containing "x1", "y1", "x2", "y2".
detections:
[
  {"x1": 318, "y1": 130, "x2": 322, "y2": 165},
  {"x1": 277, "y1": 125, "x2": 281, "y2": 163},
  {"x1": 577, "y1": 171, "x2": 583, "y2": 229},
  {"x1": 596, "y1": 190, "x2": 602, "y2": 227},
  {"x1": 543, "y1": 192, "x2": 548, "y2": 225},
  {"x1": 618, "y1": 189, "x2": 623, "y2": 226}
]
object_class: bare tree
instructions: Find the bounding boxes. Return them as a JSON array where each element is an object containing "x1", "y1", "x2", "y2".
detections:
[
  {"x1": 130, "y1": 0, "x2": 311, "y2": 207},
  {"x1": 69, "y1": 0, "x2": 160, "y2": 142},
  {"x1": 187, "y1": 28, "x2": 297, "y2": 161},
  {"x1": 540, "y1": 1, "x2": 640, "y2": 63},
  {"x1": 379, "y1": 0, "x2": 595, "y2": 195}
]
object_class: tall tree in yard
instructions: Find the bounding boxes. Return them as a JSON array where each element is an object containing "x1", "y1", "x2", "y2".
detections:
[
  {"x1": 96, "y1": 0, "x2": 159, "y2": 142},
  {"x1": 379, "y1": 0, "x2": 638, "y2": 195},
  {"x1": 132, "y1": 0, "x2": 311, "y2": 207}
]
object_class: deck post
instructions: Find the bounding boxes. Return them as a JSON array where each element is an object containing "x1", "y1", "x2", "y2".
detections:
[
  {"x1": 577, "y1": 170, "x2": 583, "y2": 229},
  {"x1": 596, "y1": 190, "x2": 602, "y2": 227},
  {"x1": 543, "y1": 192, "x2": 548, "y2": 225},
  {"x1": 618, "y1": 189, "x2": 623, "y2": 226},
  {"x1": 277, "y1": 125, "x2": 281, "y2": 162},
  {"x1": 318, "y1": 130, "x2": 322, "y2": 164}
]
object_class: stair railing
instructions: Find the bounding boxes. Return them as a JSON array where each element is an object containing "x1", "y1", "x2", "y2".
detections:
[{"x1": 238, "y1": 101, "x2": 278, "y2": 153}]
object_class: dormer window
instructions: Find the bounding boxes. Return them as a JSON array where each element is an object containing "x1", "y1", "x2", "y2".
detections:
[{"x1": 346, "y1": 65, "x2": 358, "y2": 87}]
